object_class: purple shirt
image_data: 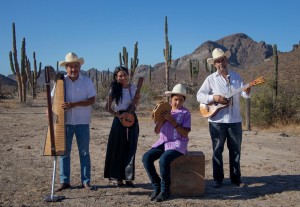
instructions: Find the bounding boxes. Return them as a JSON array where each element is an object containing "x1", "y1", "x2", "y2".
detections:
[{"x1": 152, "y1": 106, "x2": 191, "y2": 154}]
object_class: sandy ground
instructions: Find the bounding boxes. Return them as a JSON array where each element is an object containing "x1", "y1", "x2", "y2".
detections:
[{"x1": 0, "y1": 94, "x2": 300, "y2": 207}]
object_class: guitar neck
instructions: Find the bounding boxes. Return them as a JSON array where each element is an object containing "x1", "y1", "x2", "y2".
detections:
[
  {"x1": 225, "y1": 83, "x2": 250, "y2": 98},
  {"x1": 128, "y1": 77, "x2": 144, "y2": 112}
]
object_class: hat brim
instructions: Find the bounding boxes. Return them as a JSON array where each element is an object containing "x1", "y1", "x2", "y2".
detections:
[
  {"x1": 207, "y1": 50, "x2": 231, "y2": 65},
  {"x1": 165, "y1": 91, "x2": 189, "y2": 97},
  {"x1": 59, "y1": 58, "x2": 84, "y2": 67}
]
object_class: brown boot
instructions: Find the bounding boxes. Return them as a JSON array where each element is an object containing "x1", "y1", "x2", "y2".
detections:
[{"x1": 56, "y1": 183, "x2": 71, "y2": 192}]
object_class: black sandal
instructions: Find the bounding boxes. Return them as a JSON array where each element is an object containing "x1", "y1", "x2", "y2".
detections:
[{"x1": 125, "y1": 181, "x2": 135, "y2": 188}]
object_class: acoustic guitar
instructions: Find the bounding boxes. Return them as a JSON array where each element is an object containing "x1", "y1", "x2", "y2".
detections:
[
  {"x1": 120, "y1": 77, "x2": 144, "y2": 127},
  {"x1": 199, "y1": 76, "x2": 266, "y2": 118}
]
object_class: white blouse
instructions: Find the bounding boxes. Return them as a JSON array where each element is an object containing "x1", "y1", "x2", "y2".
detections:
[{"x1": 113, "y1": 84, "x2": 137, "y2": 111}]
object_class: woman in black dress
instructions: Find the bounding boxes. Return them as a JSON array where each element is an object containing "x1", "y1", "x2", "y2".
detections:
[{"x1": 104, "y1": 66, "x2": 140, "y2": 187}]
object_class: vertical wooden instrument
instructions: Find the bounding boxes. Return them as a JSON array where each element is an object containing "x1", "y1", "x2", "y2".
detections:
[
  {"x1": 43, "y1": 66, "x2": 66, "y2": 202},
  {"x1": 120, "y1": 77, "x2": 144, "y2": 127},
  {"x1": 43, "y1": 69, "x2": 66, "y2": 156}
]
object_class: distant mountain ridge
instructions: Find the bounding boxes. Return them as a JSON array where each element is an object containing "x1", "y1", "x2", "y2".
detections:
[
  {"x1": 0, "y1": 74, "x2": 17, "y2": 85},
  {"x1": 1, "y1": 33, "x2": 299, "y2": 88},
  {"x1": 147, "y1": 33, "x2": 274, "y2": 76}
]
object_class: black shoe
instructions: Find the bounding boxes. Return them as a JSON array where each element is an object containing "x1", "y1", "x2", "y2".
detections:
[
  {"x1": 149, "y1": 190, "x2": 160, "y2": 201},
  {"x1": 213, "y1": 181, "x2": 222, "y2": 188},
  {"x1": 231, "y1": 180, "x2": 247, "y2": 187},
  {"x1": 125, "y1": 181, "x2": 135, "y2": 188},
  {"x1": 56, "y1": 183, "x2": 71, "y2": 192},
  {"x1": 155, "y1": 191, "x2": 170, "y2": 202},
  {"x1": 117, "y1": 180, "x2": 125, "y2": 187}
]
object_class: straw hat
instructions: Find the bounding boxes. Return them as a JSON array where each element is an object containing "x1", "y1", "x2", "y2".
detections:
[
  {"x1": 59, "y1": 52, "x2": 84, "y2": 67},
  {"x1": 207, "y1": 48, "x2": 231, "y2": 65},
  {"x1": 165, "y1": 84, "x2": 188, "y2": 97}
]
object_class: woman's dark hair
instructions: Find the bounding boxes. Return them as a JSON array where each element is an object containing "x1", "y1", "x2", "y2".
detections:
[{"x1": 110, "y1": 66, "x2": 129, "y2": 105}]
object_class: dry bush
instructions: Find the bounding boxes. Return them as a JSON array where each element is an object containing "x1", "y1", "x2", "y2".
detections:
[{"x1": 241, "y1": 83, "x2": 300, "y2": 127}]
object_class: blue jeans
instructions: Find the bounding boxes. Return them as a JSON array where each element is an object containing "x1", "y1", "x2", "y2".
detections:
[
  {"x1": 209, "y1": 122, "x2": 242, "y2": 183},
  {"x1": 142, "y1": 144, "x2": 183, "y2": 192},
  {"x1": 60, "y1": 124, "x2": 91, "y2": 184}
]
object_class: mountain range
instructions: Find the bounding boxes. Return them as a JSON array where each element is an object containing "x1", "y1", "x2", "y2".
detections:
[{"x1": 1, "y1": 33, "x2": 299, "y2": 91}]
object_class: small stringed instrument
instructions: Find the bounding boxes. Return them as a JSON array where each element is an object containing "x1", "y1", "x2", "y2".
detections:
[
  {"x1": 120, "y1": 77, "x2": 144, "y2": 127},
  {"x1": 199, "y1": 76, "x2": 266, "y2": 118}
]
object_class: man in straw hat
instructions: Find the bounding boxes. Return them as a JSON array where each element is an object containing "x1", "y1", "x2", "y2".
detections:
[
  {"x1": 143, "y1": 84, "x2": 191, "y2": 202},
  {"x1": 55, "y1": 52, "x2": 96, "y2": 191},
  {"x1": 196, "y1": 48, "x2": 251, "y2": 188}
]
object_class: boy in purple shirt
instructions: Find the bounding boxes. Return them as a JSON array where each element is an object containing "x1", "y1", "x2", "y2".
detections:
[{"x1": 142, "y1": 84, "x2": 191, "y2": 202}]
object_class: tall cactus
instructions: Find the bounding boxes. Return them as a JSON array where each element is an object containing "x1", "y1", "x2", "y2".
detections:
[
  {"x1": 9, "y1": 22, "x2": 22, "y2": 102},
  {"x1": 56, "y1": 61, "x2": 59, "y2": 72},
  {"x1": 163, "y1": 16, "x2": 172, "y2": 99},
  {"x1": 189, "y1": 59, "x2": 200, "y2": 85},
  {"x1": 31, "y1": 52, "x2": 41, "y2": 98},
  {"x1": 149, "y1": 65, "x2": 152, "y2": 83},
  {"x1": 130, "y1": 41, "x2": 139, "y2": 81},
  {"x1": 100, "y1": 68, "x2": 111, "y2": 89},
  {"x1": 119, "y1": 47, "x2": 128, "y2": 68},
  {"x1": 20, "y1": 37, "x2": 29, "y2": 102},
  {"x1": 119, "y1": 43, "x2": 139, "y2": 81},
  {"x1": 273, "y1": 44, "x2": 278, "y2": 109},
  {"x1": 95, "y1": 69, "x2": 99, "y2": 93}
]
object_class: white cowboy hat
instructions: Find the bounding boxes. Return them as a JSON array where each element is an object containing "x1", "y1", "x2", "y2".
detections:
[
  {"x1": 207, "y1": 48, "x2": 231, "y2": 65},
  {"x1": 165, "y1": 84, "x2": 189, "y2": 97},
  {"x1": 59, "y1": 52, "x2": 84, "y2": 67}
]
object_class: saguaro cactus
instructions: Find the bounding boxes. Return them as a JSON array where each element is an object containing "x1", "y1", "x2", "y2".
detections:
[
  {"x1": 189, "y1": 59, "x2": 200, "y2": 85},
  {"x1": 272, "y1": 44, "x2": 278, "y2": 109},
  {"x1": 9, "y1": 22, "x2": 22, "y2": 102},
  {"x1": 163, "y1": 16, "x2": 172, "y2": 98},
  {"x1": 95, "y1": 69, "x2": 99, "y2": 93},
  {"x1": 31, "y1": 52, "x2": 41, "y2": 98},
  {"x1": 100, "y1": 68, "x2": 111, "y2": 89},
  {"x1": 56, "y1": 61, "x2": 59, "y2": 72},
  {"x1": 20, "y1": 37, "x2": 29, "y2": 102},
  {"x1": 119, "y1": 43, "x2": 139, "y2": 81},
  {"x1": 148, "y1": 65, "x2": 152, "y2": 83},
  {"x1": 119, "y1": 47, "x2": 128, "y2": 68},
  {"x1": 130, "y1": 42, "x2": 139, "y2": 81}
]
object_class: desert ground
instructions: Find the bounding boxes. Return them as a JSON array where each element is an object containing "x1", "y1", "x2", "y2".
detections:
[{"x1": 0, "y1": 93, "x2": 299, "y2": 207}]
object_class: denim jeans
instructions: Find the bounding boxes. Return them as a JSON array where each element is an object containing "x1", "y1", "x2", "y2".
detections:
[
  {"x1": 60, "y1": 124, "x2": 91, "y2": 184},
  {"x1": 209, "y1": 122, "x2": 242, "y2": 183},
  {"x1": 142, "y1": 144, "x2": 183, "y2": 192}
]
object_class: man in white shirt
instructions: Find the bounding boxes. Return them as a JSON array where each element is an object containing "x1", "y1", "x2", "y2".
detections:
[
  {"x1": 197, "y1": 48, "x2": 250, "y2": 188},
  {"x1": 55, "y1": 52, "x2": 96, "y2": 191}
]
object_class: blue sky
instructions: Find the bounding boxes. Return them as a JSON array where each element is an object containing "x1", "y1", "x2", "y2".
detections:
[{"x1": 1, "y1": 0, "x2": 299, "y2": 76}]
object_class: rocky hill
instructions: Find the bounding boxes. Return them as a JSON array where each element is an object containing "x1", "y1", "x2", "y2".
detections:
[
  {"x1": 0, "y1": 74, "x2": 17, "y2": 86},
  {"x1": 1, "y1": 33, "x2": 299, "y2": 93},
  {"x1": 139, "y1": 33, "x2": 274, "y2": 84}
]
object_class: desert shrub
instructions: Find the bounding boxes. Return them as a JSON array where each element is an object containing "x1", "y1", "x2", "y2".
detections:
[
  {"x1": 241, "y1": 85, "x2": 274, "y2": 127},
  {"x1": 272, "y1": 86, "x2": 300, "y2": 125},
  {"x1": 241, "y1": 84, "x2": 300, "y2": 127}
]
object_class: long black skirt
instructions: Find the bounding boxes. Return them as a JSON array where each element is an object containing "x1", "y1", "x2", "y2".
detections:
[{"x1": 104, "y1": 113, "x2": 139, "y2": 181}]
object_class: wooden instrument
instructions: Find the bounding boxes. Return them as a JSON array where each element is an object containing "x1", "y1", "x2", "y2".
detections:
[
  {"x1": 152, "y1": 101, "x2": 172, "y2": 123},
  {"x1": 43, "y1": 69, "x2": 66, "y2": 156},
  {"x1": 199, "y1": 76, "x2": 266, "y2": 118},
  {"x1": 120, "y1": 77, "x2": 144, "y2": 127}
]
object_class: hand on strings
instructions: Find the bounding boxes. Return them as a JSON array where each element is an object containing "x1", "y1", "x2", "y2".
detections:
[{"x1": 213, "y1": 95, "x2": 228, "y2": 104}]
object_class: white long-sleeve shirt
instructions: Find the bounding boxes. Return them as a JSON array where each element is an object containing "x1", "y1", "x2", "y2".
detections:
[{"x1": 196, "y1": 70, "x2": 250, "y2": 123}]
